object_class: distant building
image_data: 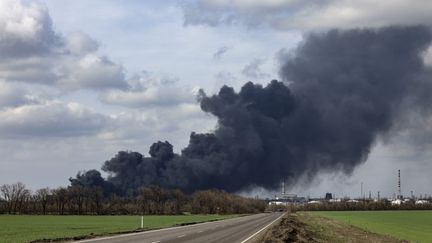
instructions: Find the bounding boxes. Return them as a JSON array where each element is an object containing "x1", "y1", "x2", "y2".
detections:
[
  {"x1": 267, "y1": 193, "x2": 307, "y2": 205},
  {"x1": 347, "y1": 199, "x2": 360, "y2": 203},
  {"x1": 268, "y1": 201, "x2": 285, "y2": 206},
  {"x1": 391, "y1": 199, "x2": 402, "y2": 205}
]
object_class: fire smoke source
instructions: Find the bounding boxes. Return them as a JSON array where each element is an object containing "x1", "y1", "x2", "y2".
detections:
[{"x1": 74, "y1": 26, "x2": 432, "y2": 194}]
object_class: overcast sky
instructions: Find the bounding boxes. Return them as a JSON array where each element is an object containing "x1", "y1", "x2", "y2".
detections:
[{"x1": 1, "y1": 0, "x2": 432, "y2": 198}]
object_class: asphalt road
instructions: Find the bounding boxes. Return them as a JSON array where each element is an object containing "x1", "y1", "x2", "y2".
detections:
[{"x1": 78, "y1": 212, "x2": 284, "y2": 243}]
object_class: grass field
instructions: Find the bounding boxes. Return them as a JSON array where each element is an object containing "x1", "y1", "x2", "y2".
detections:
[
  {"x1": 313, "y1": 210, "x2": 432, "y2": 242},
  {"x1": 0, "y1": 214, "x2": 238, "y2": 243}
]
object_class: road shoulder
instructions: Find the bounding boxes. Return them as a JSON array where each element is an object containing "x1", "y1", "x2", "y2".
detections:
[{"x1": 258, "y1": 212, "x2": 405, "y2": 243}]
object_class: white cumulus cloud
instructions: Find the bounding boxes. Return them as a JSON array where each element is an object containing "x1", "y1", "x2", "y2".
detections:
[
  {"x1": 0, "y1": 0, "x2": 128, "y2": 90},
  {"x1": 0, "y1": 101, "x2": 107, "y2": 138}
]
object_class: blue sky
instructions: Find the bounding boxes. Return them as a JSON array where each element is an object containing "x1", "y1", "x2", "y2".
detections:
[{"x1": 1, "y1": 0, "x2": 432, "y2": 198}]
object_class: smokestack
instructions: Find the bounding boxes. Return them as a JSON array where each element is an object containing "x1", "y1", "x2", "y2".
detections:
[
  {"x1": 282, "y1": 179, "x2": 286, "y2": 195},
  {"x1": 398, "y1": 169, "x2": 402, "y2": 199}
]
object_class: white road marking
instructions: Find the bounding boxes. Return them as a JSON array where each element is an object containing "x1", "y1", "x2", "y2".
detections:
[
  {"x1": 240, "y1": 213, "x2": 285, "y2": 243},
  {"x1": 151, "y1": 241, "x2": 160, "y2": 243},
  {"x1": 177, "y1": 234, "x2": 186, "y2": 238},
  {"x1": 197, "y1": 230, "x2": 203, "y2": 233}
]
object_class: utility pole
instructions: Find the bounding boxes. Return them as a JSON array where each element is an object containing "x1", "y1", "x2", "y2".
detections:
[{"x1": 141, "y1": 201, "x2": 145, "y2": 229}]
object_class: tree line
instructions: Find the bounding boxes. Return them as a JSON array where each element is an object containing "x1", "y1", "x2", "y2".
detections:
[{"x1": 0, "y1": 182, "x2": 266, "y2": 215}]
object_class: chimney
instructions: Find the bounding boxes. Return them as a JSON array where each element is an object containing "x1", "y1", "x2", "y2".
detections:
[{"x1": 398, "y1": 169, "x2": 402, "y2": 199}]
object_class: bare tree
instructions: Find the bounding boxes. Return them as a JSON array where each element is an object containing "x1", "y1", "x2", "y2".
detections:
[
  {"x1": 15, "y1": 185, "x2": 31, "y2": 214},
  {"x1": 1, "y1": 184, "x2": 13, "y2": 214},
  {"x1": 35, "y1": 188, "x2": 50, "y2": 215},
  {"x1": 52, "y1": 187, "x2": 68, "y2": 215},
  {"x1": 0, "y1": 183, "x2": 30, "y2": 214},
  {"x1": 68, "y1": 185, "x2": 85, "y2": 215},
  {"x1": 173, "y1": 189, "x2": 186, "y2": 214},
  {"x1": 89, "y1": 187, "x2": 103, "y2": 215}
]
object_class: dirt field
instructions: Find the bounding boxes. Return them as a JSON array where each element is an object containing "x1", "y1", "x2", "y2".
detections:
[{"x1": 259, "y1": 212, "x2": 405, "y2": 243}]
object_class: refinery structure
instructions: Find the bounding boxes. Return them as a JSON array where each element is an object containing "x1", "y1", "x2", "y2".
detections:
[{"x1": 267, "y1": 170, "x2": 431, "y2": 206}]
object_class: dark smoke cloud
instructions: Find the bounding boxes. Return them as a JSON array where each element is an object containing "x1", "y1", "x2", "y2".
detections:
[
  {"x1": 69, "y1": 169, "x2": 115, "y2": 195},
  {"x1": 278, "y1": 26, "x2": 432, "y2": 172},
  {"x1": 72, "y1": 26, "x2": 432, "y2": 194}
]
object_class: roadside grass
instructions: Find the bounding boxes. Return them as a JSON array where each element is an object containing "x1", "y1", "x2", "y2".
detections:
[
  {"x1": 295, "y1": 212, "x2": 401, "y2": 243},
  {"x1": 0, "y1": 214, "x2": 239, "y2": 243},
  {"x1": 312, "y1": 210, "x2": 432, "y2": 243}
]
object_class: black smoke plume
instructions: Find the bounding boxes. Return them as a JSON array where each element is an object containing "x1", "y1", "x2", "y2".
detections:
[{"x1": 72, "y1": 26, "x2": 432, "y2": 194}]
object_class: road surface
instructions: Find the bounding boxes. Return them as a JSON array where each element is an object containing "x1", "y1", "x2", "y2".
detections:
[{"x1": 78, "y1": 212, "x2": 284, "y2": 243}]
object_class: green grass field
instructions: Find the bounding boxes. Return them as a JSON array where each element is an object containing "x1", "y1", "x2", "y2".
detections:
[
  {"x1": 0, "y1": 214, "x2": 238, "y2": 243},
  {"x1": 313, "y1": 210, "x2": 432, "y2": 243}
]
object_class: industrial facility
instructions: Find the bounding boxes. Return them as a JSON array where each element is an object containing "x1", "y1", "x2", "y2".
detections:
[{"x1": 267, "y1": 171, "x2": 432, "y2": 206}]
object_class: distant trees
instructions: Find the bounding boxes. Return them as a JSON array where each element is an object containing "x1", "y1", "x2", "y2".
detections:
[
  {"x1": 4, "y1": 181, "x2": 432, "y2": 215},
  {"x1": 52, "y1": 187, "x2": 67, "y2": 215},
  {"x1": 35, "y1": 188, "x2": 50, "y2": 215},
  {"x1": 191, "y1": 189, "x2": 265, "y2": 214},
  {"x1": 173, "y1": 189, "x2": 187, "y2": 214},
  {"x1": 68, "y1": 185, "x2": 85, "y2": 215},
  {"x1": 0, "y1": 182, "x2": 30, "y2": 214},
  {"x1": 0, "y1": 182, "x2": 266, "y2": 215}
]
